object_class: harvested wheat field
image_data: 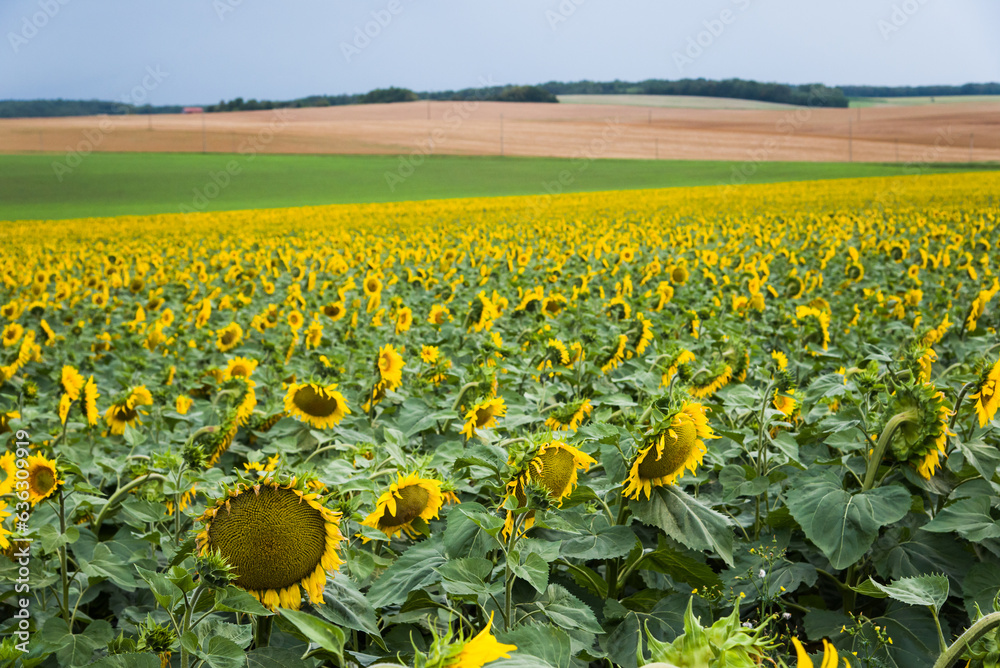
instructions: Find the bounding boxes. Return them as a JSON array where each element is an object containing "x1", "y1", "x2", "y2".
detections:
[{"x1": 1, "y1": 98, "x2": 998, "y2": 162}]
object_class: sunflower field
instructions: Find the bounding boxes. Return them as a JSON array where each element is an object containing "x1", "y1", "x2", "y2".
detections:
[{"x1": 1, "y1": 172, "x2": 1000, "y2": 668}]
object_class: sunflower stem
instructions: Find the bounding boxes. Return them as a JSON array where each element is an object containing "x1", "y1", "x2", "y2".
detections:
[
  {"x1": 949, "y1": 381, "x2": 976, "y2": 431},
  {"x1": 933, "y1": 611, "x2": 1000, "y2": 668},
  {"x1": 91, "y1": 473, "x2": 169, "y2": 535},
  {"x1": 254, "y1": 615, "x2": 273, "y2": 649},
  {"x1": 58, "y1": 488, "x2": 71, "y2": 625},
  {"x1": 862, "y1": 410, "x2": 916, "y2": 493}
]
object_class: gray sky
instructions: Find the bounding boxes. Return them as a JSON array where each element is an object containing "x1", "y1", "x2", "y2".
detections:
[{"x1": 2, "y1": 0, "x2": 998, "y2": 105}]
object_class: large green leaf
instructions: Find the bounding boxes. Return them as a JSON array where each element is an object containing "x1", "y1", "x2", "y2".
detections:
[
  {"x1": 278, "y1": 608, "x2": 345, "y2": 663},
  {"x1": 630, "y1": 486, "x2": 734, "y2": 567},
  {"x1": 367, "y1": 539, "x2": 447, "y2": 608},
  {"x1": 922, "y1": 496, "x2": 1000, "y2": 542},
  {"x1": 436, "y1": 557, "x2": 501, "y2": 596},
  {"x1": 870, "y1": 575, "x2": 949, "y2": 614},
  {"x1": 785, "y1": 470, "x2": 910, "y2": 569},
  {"x1": 38, "y1": 618, "x2": 113, "y2": 668},
  {"x1": 315, "y1": 576, "x2": 382, "y2": 639},
  {"x1": 495, "y1": 624, "x2": 572, "y2": 668}
]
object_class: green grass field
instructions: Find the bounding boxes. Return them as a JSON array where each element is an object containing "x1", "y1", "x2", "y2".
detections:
[
  {"x1": 848, "y1": 95, "x2": 1000, "y2": 108},
  {"x1": 0, "y1": 152, "x2": 995, "y2": 221}
]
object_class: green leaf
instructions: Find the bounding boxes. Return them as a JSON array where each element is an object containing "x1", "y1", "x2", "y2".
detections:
[
  {"x1": 719, "y1": 465, "x2": 768, "y2": 502},
  {"x1": 135, "y1": 565, "x2": 184, "y2": 612},
  {"x1": 559, "y1": 524, "x2": 636, "y2": 561},
  {"x1": 511, "y1": 552, "x2": 550, "y2": 594},
  {"x1": 534, "y1": 585, "x2": 603, "y2": 634},
  {"x1": 81, "y1": 543, "x2": 138, "y2": 591},
  {"x1": 197, "y1": 636, "x2": 249, "y2": 668},
  {"x1": 121, "y1": 498, "x2": 167, "y2": 524},
  {"x1": 246, "y1": 647, "x2": 314, "y2": 668},
  {"x1": 87, "y1": 654, "x2": 161, "y2": 668},
  {"x1": 37, "y1": 524, "x2": 80, "y2": 554},
  {"x1": 785, "y1": 470, "x2": 910, "y2": 569},
  {"x1": 444, "y1": 502, "x2": 503, "y2": 558},
  {"x1": 495, "y1": 624, "x2": 572, "y2": 668},
  {"x1": 278, "y1": 608, "x2": 345, "y2": 663},
  {"x1": 39, "y1": 618, "x2": 113, "y2": 667},
  {"x1": 870, "y1": 575, "x2": 949, "y2": 613},
  {"x1": 214, "y1": 585, "x2": 274, "y2": 616},
  {"x1": 315, "y1": 576, "x2": 382, "y2": 639},
  {"x1": 367, "y1": 539, "x2": 447, "y2": 608},
  {"x1": 630, "y1": 486, "x2": 734, "y2": 567},
  {"x1": 962, "y1": 561, "x2": 1000, "y2": 618},
  {"x1": 638, "y1": 540, "x2": 721, "y2": 590},
  {"x1": 851, "y1": 578, "x2": 889, "y2": 599},
  {"x1": 922, "y1": 497, "x2": 1000, "y2": 542},
  {"x1": 436, "y1": 557, "x2": 501, "y2": 597}
]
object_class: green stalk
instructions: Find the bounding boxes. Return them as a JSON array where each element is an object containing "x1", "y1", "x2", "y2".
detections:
[
  {"x1": 58, "y1": 489, "x2": 71, "y2": 624},
  {"x1": 949, "y1": 381, "x2": 977, "y2": 431},
  {"x1": 91, "y1": 473, "x2": 169, "y2": 534},
  {"x1": 933, "y1": 611, "x2": 1000, "y2": 668}
]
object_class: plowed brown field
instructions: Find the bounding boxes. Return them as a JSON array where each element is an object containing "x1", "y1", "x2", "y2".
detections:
[{"x1": 2, "y1": 99, "x2": 998, "y2": 163}]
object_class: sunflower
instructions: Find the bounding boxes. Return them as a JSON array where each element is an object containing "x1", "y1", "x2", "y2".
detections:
[
  {"x1": 197, "y1": 477, "x2": 344, "y2": 610},
  {"x1": 284, "y1": 382, "x2": 350, "y2": 429},
  {"x1": 450, "y1": 612, "x2": 517, "y2": 667},
  {"x1": 216, "y1": 323, "x2": 243, "y2": 352},
  {"x1": 25, "y1": 454, "x2": 61, "y2": 505},
  {"x1": 376, "y1": 344, "x2": 405, "y2": 390},
  {"x1": 421, "y1": 345, "x2": 440, "y2": 364},
  {"x1": 61, "y1": 365, "x2": 85, "y2": 401},
  {"x1": 970, "y1": 357, "x2": 1000, "y2": 427},
  {"x1": 395, "y1": 306, "x2": 413, "y2": 334},
  {"x1": 428, "y1": 303, "x2": 451, "y2": 325},
  {"x1": 771, "y1": 350, "x2": 788, "y2": 371},
  {"x1": 792, "y1": 637, "x2": 852, "y2": 668},
  {"x1": 0, "y1": 501, "x2": 11, "y2": 551},
  {"x1": 773, "y1": 391, "x2": 798, "y2": 419},
  {"x1": 175, "y1": 395, "x2": 193, "y2": 415},
  {"x1": 460, "y1": 397, "x2": 506, "y2": 439},
  {"x1": 82, "y1": 376, "x2": 100, "y2": 426},
  {"x1": 104, "y1": 386, "x2": 153, "y2": 435},
  {"x1": 287, "y1": 310, "x2": 304, "y2": 332},
  {"x1": 0, "y1": 451, "x2": 16, "y2": 496},
  {"x1": 223, "y1": 356, "x2": 258, "y2": 379},
  {"x1": 882, "y1": 382, "x2": 953, "y2": 479},
  {"x1": 361, "y1": 472, "x2": 444, "y2": 539},
  {"x1": 624, "y1": 403, "x2": 715, "y2": 500},
  {"x1": 504, "y1": 441, "x2": 596, "y2": 536},
  {"x1": 600, "y1": 334, "x2": 629, "y2": 374},
  {"x1": 691, "y1": 363, "x2": 733, "y2": 399},
  {"x1": 0, "y1": 410, "x2": 20, "y2": 434},
  {"x1": 2, "y1": 323, "x2": 23, "y2": 347},
  {"x1": 629, "y1": 312, "x2": 654, "y2": 358},
  {"x1": 323, "y1": 301, "x2": 347, "y2": 322},
  {"x1": 544, "y1": 398, "x2": 592, "y2": 432}
]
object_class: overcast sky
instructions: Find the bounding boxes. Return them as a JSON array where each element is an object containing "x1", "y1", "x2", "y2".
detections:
[{"x1": 2, "y1": 0, "x2": 998, "y2": 105}]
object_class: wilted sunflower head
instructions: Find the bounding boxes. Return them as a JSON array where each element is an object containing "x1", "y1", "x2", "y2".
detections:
[
  {"x1": 197, "y1": 477, "x2": 344, "y2": 610},
  {"x1": 520, "y1": 441, "x2": 596, "y2": 504},
  {"x1": 882, "y1": 382, "x2": 952, "y2": 479},
  {"x1": 284, "y1": 382, "x2": 350, "y2": 430},
  {"x1": 360, "y1": 472, "x2": 444, "y2": 539},
  {"x1": 624, "y1": 403, "x2": 715, "y2": 500}
]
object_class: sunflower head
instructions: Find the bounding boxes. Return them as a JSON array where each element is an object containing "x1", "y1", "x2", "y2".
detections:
[
  {"x1": 360, "y1": 472, "x2": 444, "y2": 539},
  {"x1": 224, "y1": 356, "x2": 258, "y2": 380},
  {"x1": 284, "y1": 382, "x2": 350, "y2": 429},
  {"x1": 25, "y1": 454, "x2": 62, "y2": 505},
  {"x1": 970, "y1": 357, "x2": 1000, "y2": 428},
  {"x1": 376, "y1": 344, "x2": 405, "y2": 390},
  {"x1": 460, "y1": 397, "x2": 506, "y2": 439},
  {"x1": 881, "y1": 382, "x2": 952, "y2": 479},
  {"x1": 197, "y1": 476, "x2": 344, "y2": 610},
  {"x1": 624, "y1": 403, "x2": 715, "y2": 500}
]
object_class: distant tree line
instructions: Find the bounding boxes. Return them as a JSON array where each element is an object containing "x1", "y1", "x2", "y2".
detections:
[
  {"x1": 0, "y1": 99, "x2": 183, "y2": 118},
  {"x1": 6, "y1": 80, "x2": 998, "y2": 118},
  {"x1": 838, "y1": 83, "x2": 1000, "y2": 98}
]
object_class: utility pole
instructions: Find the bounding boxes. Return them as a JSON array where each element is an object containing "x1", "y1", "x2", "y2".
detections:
[
  {"x1": 500, "y1": 113, "x2": 504, "y2": 157},
  {"x1": 201, "y1": 113, "x2": 207, "y2": 153}
]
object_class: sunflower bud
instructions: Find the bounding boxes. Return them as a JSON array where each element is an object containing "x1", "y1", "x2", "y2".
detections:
[
  {"x1": 136, "y1": 617, "x2": 175, "y2": 655},
  {"x1": 197, "y1": 548, "x2": 238, "y2": 589},
  {"x1": 106, "y1": 632, "x2": 138, "y2": 655},
  {"x1": 182, "y1": 441, "x2": 209, "y2": 470}
]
